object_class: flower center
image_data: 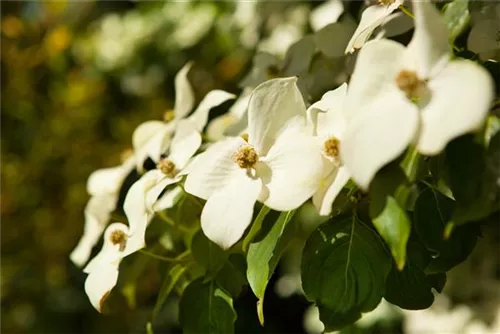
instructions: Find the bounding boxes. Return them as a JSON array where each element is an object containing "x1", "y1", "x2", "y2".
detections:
[
  {"x1": 109, "y1": 229, "x2": 127, "y2": 252},
  {"x1": 234, "y1": 146, "x2": 259, "y2": 169},
  {"x1": 157, "y1": 158, "x2": 177, "y2": 177},
  {"x1": 395, "y1": 69, "x2": 426, "y2": 100},
  {"x1": 163, "y1": 109, "x2": 175, "y2": 122},
  {"x1": 324, "y1": 137, "x2": 340, "y2": 159},
  {"x1": 377, "y1": 0, "x2": 395, "y2": 5}
]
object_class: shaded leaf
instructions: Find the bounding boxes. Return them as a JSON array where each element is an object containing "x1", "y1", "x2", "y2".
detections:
[
  {"x1": 152, "y1": 264, "x2": 187, "y2": 320},
  {"x1": 191, "y1": 230, "x2": 228, "y2": 275},
  {"x1": 443, "y1": 0, "x2": 470, "y2": 44}
]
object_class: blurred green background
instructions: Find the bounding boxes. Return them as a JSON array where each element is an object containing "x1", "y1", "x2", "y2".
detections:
[{"x1": 1, "y1": 1, "x2": 315, "y2": 333}]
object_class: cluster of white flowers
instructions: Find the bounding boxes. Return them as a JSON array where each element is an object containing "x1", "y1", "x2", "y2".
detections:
[{"x1": 71, "y1": 0, "x2": 494, "y2": 312}]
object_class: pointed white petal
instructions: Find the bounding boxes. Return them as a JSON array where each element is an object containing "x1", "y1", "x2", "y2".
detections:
[
  {"x1": 87, "y1": 167, "x2": 125, "y2": 196},
  {"x1": 259, "y1": 126, "x2": 324, "y2": 211},
  {"x1": 123, "y1": 170, "x2": 163, "y2": 236},
  {"x1": 341, "y1": 90, "x2": 419, "y2": 190},
  {"x1": 83, "y1": 223, "x2": 129, "y2": 273},
  {"x1": 201, "y1": 169, "x2": 261, "y2": 249},
  {"x1": 145, "y1": 175, "x2": 182, "y2": 212},
  {"x1": 312, "y1": 165, "x2": 350, "y2": 216},
  {"x1": 346, "y1": 39, "x2": 406, "y2": 116},
  {"x1": 173, "y1": 62, "x2": 195, "y2": 120},
  {"x1": 132, "y1": 121, "x2": 166, "y2": 154},
  {"x1": 84, "y1": 263, "x2": 119, "y2": 312},
  {"x1": 168, "y1": 120, "x2": 202, "y2": 169},
  {"x1": 406, "y1": 0, "x2": 450, "y2": 78},
  {"x1": 310, "y1": 0, "x2": 344, "y2": 32},
  {"x1": 307, "y1": 83, "x2": 348, "y2": 138},
  {"x1": 247, "y1": 77, "x2": 307, "y2": 155},
  {"x1": 184, "y1": 137, "x2": 246, "y2": 200},
  {"x1": 154, "y1": 186, "x2": 184, "y2": 212},
  {"x1": 345, "y1": 2, "x2": 402, "y2": 53},
  {"x1": 417, "y1": 60, "x2": 494, "y2": 155},
  {"x1": 206, "y1": 91, "x2": 251, "y2": 141},
  {"x1": 188, "y1": 90, "x2": 235, "y2": 132},
  {"x1": 132, "y1": 122, "x2": 174, "y2": 170}
]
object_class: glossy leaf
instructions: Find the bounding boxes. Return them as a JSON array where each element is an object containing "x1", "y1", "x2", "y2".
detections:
[
  {"x1": 442, "y1": 0, "x2": 470, "y2": 44},
  {"x1": 179, "y1": 279, "x2": 236, "y2": 334},
  {"x1": 242, "y1": 205, "x2": 271, "y2": 252},
  {"x1": 301, "y1": 214, "x2": 392, "y2": 331},
  {"x1": 247, "y1": 210, "x2": 296, "y2": 311}
]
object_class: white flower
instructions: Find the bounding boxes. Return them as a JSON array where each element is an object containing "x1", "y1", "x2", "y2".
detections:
[
  {"x1": 307, "y1": 84, "x2": 351, "y2": 216},
  {"x1": 467, "y1": 3, "x2": 500, "y2": 62},
  {"x1": 70, "y1": 156, "x2": 135, "y2": 267},
  {"x1": 206, "y1": 88, "x2": 252, "y2": 141},
  {"x1": 309, "y1": 0, "x2": 344, "y2": 32},
  {"x1": 123, "y1": 121, "x2": 202, "y2": 244},
  {"x1": 345, "y1": 0, "x2": 404, "y2": 53},
  {"x1": 132, "y1": 62, "x2": 234, "y2": 171},
  {"x1": 341, "y1": 0, "x2": 494, "y2": 190},
  {"x1": 83, "y1": 222, "x2": 144, "y2": 312},
  {"x1": 184, "y1": 77, "x2": 324, "y2": 249}
]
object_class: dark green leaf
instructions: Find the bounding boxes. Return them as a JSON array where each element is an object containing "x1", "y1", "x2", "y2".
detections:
[
  {"x1": 215, "y1": 254, "x2": 247, "y2": 298},
  {"x1": 191, "y1": 230, "x2": 228, "y2": 275},
  {"x1": 413, "y1": 186, "x2": 479, "y2": 273},
  {"x1": 427, "y1": 273, "x2": 447, "y2": 293},
  {"x1": 384, "y1": 242, "x2": 434, "y2": 310},
  {"x1": 152, "y1": 264, "x2": 187, "y2": 320},
  {"x1": 301, "y1": 214, "x2": 392, "y2": 331},
  {"x1": 314, "y1": 22, "x2": 356, "y2": 58},
  {"x1": 281, "y1": 35, "x2": 316, "y2": 77},
  {"x1": 179, "y1": 279, "x2": 236, "y2": 334},
  {"x1": 247, "y1": 210, "x2": 296, "y2": 299},
  {"x1": 369, "y1": 165, "x2": 411, "y2": 269},
  {"x1": 443, "y1": 0, "x2": 470, "y2": 44}
]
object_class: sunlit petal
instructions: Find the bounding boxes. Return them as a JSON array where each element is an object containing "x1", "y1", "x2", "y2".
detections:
[{"x1": 173, "y1": 62, "x2": 195, "y2": 120}]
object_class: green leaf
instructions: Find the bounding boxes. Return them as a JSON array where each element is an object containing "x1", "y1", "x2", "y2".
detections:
[
  {"x1": 242, "y1": 205, "x2": 271, "y2": 252},
  {"x1": 427, "y1": 273, "x2": 447, "y2": 293},
  {"x1": 369, "y1": 165, "x2": 411, "y2": 269},
  {"x1": 413, "y1": 185, "x2": 479, "y2": 273},
  {"x1": 442, "y1": 0, "x2": 470, "y2": 44},
  {"x1": 215, "y1": 254, "x2": 247, "y2": 298},
  {"x1": 191, "y1": 230, "x2": 228, "y2": 275},
  {"x1": 152, "y1": 264, "x2": 187, "y2": 320},
  {"x1": 314, "y1": 22, "x2": 356, "y2": 58},
  {"x1": 179, "y1": 279, "x2": 236, "y2": 334},
  {"x1": 281, "y1": 35, "x2": 316, "y2": 77},
  {"x1": 301, "y1": 214, "x2": 392, "y2": 331},
  {"x1": 246, "y1": 210, "x2": 296, "y2": 299},
  {"x1": 384, "y1": 242, "x2": 434, "y2": 310}
]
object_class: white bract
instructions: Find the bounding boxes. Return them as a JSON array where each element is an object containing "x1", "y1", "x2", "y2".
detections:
[
  {"x1": 467, "y1": 3, "x2": 500, "y2": 62},
  {"x1": 70, "y1": 156, "x2": 135, "y2": 267},
  {"x1": 309, "y1": 0, "x2": 344, "y2": 32},
  {"x1": 206, "y1": 88, "x2": 252, "y2": 141},
  {"x1": 345, "y1": 0, "x2": 404, "y2": 53},
  {"x1": 185, "y1": 77, "x2": 324, "y2": 249},
  {"x1": 124, "y1": 121, "x2": 202, "y2": 246},
  {"x1": 132, "y1": 62, "x2": 234, "y2": 171},
  {"x1": 83, "y1": 222, "x2": 144, "y2": 312},
  {"x1": 341, "y1": 0, "x2": 494, "y2": 190},
  {"x1": 307, "y1": 83, "x2": 351, "y2": 216}
]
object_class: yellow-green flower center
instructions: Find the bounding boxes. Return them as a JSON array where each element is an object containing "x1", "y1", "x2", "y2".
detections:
[
  {"x1": 324, "y1": 137, "x2": 340, "y2": 159},
  {"x1": 395, "y1": 69, "x2": 426, "y2": 100},
  {"x1": 109, "y1": 229, "x2": 127, "y2": 252},
  {"x1": 234, "y1": 146, "x2": 259, "y2": 169},
  {"x1": 163, "y1": 109, "x2": 175, "y2": 122},
  {"x1": 157, "y1": 158, "x2": 177, "y2": 177}
]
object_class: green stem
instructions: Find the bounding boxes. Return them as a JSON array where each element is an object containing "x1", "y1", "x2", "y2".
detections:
[
  {"x1": 399, "y1": 5, "x2": 414, "y2": 19},
  {"x1": 139, "y1": 249, "x2": 190, "y2": 263},
  {"x1": 156, "y1": 211, "x2": 192, "y2": 233}
]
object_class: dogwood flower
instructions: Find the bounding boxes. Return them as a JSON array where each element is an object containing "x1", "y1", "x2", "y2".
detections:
[
  {"x1": 83, "y1": 222, "x2": 144, "y2": 312},
  {"x1": 307, "y1": 83, "x2": 351, "y2": 216},
  {"x1": 206, "y1": 88, "x2": 252, "y2": 141},
  {"x1": 467, "y1": 3, "x2": 500, "y2": 62},
  {"x1": 132, "y1": 62, "x2": 234, "y2": 171},
  {"x1": 123, "y1": 120, "x2": 202, "y2": 245},
  {"x1": 185, "y1": 77, "x2": 324, "y2": 249},
  {"x1": 70, "y1": 156, "x2": 135, "y2": 267},
  {"x1": 341, "y1": 0, "x2": 494, "y2": 189},
  {"x1": 345, "y1": 0, "x2": 404, "y2": 53}
]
